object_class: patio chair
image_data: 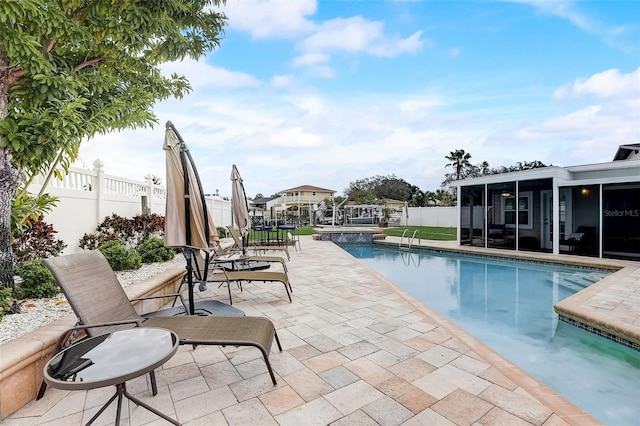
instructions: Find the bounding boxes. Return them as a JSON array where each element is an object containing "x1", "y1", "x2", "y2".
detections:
[
  {"x1": 37, "y1": 251, "x2": 282, "y2": 399},
  {"x1": 226, "y1": 226, "x2": 289, "y2": 273},
  {"x1": 241, "y1": 225, "x2": 291, "y2": 260},
  {"x1": 196, "y1": 256, "x2": 293, "y2": 304},
  {"x1": 561, "y1": 225, "x2": 597, "y2": 254}
]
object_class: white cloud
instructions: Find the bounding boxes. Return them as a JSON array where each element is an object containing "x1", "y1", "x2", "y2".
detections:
[
  {"x1": 221, "y1": 0, "x2": 317, "y2": 39},
  {"x1": 271, "y1": 74, "x2": 293, "y2": 88},
  {"x1": 553, "y1": 67, "x2": 640, "y2": 100},
  {"x1": 292, "y1": 53, "x2": 330, "y2": 68},
  {"x1": 298, "y1": 16, "x2": 423, "y2": 58},
  {"x1": 160, "y1": 58, "x2": 260, "y2": 90}
]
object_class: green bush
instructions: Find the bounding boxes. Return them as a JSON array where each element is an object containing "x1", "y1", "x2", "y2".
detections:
[
  {"x1": 216, "y1": 226, "x2": 227, "y2": 238},
  {"x1": 98, "y1": 239, "x2": 142, "y2": 271},
  {"x1": 79, "y1": 213, "x2": 166, "y2": 250},
  {"x1": 0, "y1": 287, "x2": 18, "y2": 319},
  {"x1": 137, "y1": 237, "x2": 176, "y2": 264},
  {"x1": 14, "y1": 259, "x2": 59, "y2": 299}
]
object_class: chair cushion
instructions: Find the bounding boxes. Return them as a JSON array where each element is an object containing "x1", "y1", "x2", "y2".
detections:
[{"x1": 567, "y1": 232, "x2": 585, "y2": 241}]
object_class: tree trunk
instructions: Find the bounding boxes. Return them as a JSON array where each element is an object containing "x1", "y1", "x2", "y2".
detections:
[
  {"x1": 0, "y1": 48, "x2": 24, "y2": 289},
  {"x1": 0, "y1": 149, "x2": 21, "y2": 289}
]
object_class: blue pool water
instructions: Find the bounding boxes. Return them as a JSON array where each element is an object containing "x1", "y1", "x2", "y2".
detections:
[{"x1": 342, "y1": 244, "x2": 640, "y2": 425}]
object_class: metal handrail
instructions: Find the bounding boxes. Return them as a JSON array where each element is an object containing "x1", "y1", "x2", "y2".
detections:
[
  {"x1": 399, "y1": 229, "x2": 409, "y2": 249},
  {"x1": 409, "y1": 230, "x2": 421, "y2": 249}
]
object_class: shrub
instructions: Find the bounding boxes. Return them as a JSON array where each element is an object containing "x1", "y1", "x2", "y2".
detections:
[
  {"x1": 12, "y1": 216, "x2": 67, "y2": 263},
  {"x1": 216, "y1": 226, "x2": 227, "y2": 238},
  {"x1": 0, "y1": 287, "x2": 18, "y2": 320},
  {"x1": 137, "y1": 237, "x2": 176, "y2": 264},
  {"x1": 98, "y1": 240, "x2": 142, "y2": 271},
  {"x1": 78, "y1": 232, "x2": 118, "y2": 250},
  {"x1": 14, "y1": 259, "x2": 59, "y2": 299},
  {"x1": 80, "y1": 213, "x2": 165, "y2": 250}
]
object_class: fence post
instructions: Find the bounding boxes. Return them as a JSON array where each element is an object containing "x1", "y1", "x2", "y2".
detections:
[
  {"x1": 93, "y1": 159, "x2": 105, "y2": 224},
  {"x1": 144, "y1": 174, "x2": 154, "y2": 214}
]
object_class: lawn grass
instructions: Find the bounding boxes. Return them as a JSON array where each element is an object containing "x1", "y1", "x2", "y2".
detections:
[
  {"x1": 381, "y1": 226, "x2": 456, "y2": 241},
  {"x1": 250, "y1": 226, "x2": 455, "y2": 240}
]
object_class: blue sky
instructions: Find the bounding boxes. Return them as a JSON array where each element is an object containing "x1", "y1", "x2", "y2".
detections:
[{"x1": 77, "y1": 0, "x2": 640, "y2": 198}]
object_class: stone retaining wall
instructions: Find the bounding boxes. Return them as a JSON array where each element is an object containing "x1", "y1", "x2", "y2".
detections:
[{"x1": 0, "y1": 267, "x2": 186, "y2": 420}]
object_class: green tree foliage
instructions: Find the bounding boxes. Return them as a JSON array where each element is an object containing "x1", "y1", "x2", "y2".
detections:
[
  {"x1": 344, "y1": 175, "x2": 415, "y2": 203},
  {"x1": 442, "y1": 149, "x2": 548, "y2": 188},
  {"x1": 0, "y1": 1, "x2": 227, "y2": 288}
]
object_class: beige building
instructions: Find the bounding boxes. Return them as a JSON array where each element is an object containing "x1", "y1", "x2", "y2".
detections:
[{"x1": 277, "y1": 185, "x2": 336, "y2": 225}]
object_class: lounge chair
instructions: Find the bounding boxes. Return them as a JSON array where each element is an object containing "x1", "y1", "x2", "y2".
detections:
[
  {"x1": 226, "y1": 225, "x2": 289, "y2": 273},
  {"x1": 39, "y1": 251, "x2": 282, "y2": 397},
  {"x1": 196, "y1": 256, "x2": 293, "y2": 304}
]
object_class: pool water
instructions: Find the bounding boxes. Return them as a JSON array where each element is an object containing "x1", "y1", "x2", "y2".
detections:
[{"x1": 342, "y1": 244, "x2": 640, "y2": 425}]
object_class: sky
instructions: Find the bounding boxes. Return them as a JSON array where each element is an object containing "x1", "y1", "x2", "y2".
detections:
[{"x1": 75, "y1": 0, "x2": 640, "y2": 198}]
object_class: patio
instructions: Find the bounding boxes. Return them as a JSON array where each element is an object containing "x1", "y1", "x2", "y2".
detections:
[{"x1": 5, "y1": 236, "x2": 605, "y2": 425}]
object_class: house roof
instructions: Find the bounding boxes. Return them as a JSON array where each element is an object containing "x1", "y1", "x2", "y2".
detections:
[
  {"x1": 279, "y1": 185, "x2": 335, "y2": 194},
  {"x1": 252, "y1": 197, "x2": 275, "y2": 204},
  {"x1": 613, "y1": 144, "x2": 640, "y2": 161}
]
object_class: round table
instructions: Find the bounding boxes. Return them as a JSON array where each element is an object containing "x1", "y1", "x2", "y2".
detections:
[{"x1": 44, "y1": 327, "x2": 179, "y2": 425}]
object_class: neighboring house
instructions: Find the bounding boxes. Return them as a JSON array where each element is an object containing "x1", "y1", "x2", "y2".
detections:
[
  {"x1": 452, "y1": 145, "x2": 640, "y2": 260},
  {"x1": 613, "y1": 143, "x2": 640, "y2": 161},
  {"x1": 277, "y1": 185, "x2": 336, "y2": 225}
]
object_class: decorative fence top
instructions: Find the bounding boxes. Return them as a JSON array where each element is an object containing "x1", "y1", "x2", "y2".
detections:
[{"x1": 31, "y1": 164, "x2": 167, "y2": 200}]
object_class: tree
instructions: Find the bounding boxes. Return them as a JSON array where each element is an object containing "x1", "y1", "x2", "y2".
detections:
[
  {"x1": 0, "y1": 1, "x2": 227, "y2": 289},
  {"x1": 445, "y1": 149, "x2": 472, "y2": 181},
  {"x1": 344, "y1": 174, "x2": 414, "y2": 203}
]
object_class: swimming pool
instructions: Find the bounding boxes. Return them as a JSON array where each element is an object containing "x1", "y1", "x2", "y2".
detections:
[{"x1": 341, "y1": 244, "x2": 640, "y2": 425}]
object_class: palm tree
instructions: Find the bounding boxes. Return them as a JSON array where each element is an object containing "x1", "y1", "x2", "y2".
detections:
[{"x1": 445, "y1": 149, "x2": 472, "y2": 181}]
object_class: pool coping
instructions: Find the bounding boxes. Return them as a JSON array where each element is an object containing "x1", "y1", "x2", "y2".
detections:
[{"x1": 376, "y1": 238, "x2": 640, "y2": 351}]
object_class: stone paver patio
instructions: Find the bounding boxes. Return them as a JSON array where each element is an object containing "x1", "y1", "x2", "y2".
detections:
[{"x1": 7, "y1": 236, "x2": 623, "y2": 425}]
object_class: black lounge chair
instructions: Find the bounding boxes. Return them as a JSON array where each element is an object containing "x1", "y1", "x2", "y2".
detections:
[{"x1": 37, "y1": 251, "x2": 282, "y2": 399}]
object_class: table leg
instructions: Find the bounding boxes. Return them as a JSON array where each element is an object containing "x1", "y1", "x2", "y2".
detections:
[
  {"x1": 85, "y1": 383, "x2": 180, "y2": 426},
  {"x1": 124, "y1": 384, "x2": 181, "y2": 425},
  {"x1": 85, "y1": 387, "x2": 120, "y2": 425}
]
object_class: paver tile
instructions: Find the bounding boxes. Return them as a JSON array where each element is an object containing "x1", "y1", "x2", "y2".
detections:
[
  {"x1": 283, "y1": 368, "x2": 334, "y2": 402},
  {"x1": 479, "y1": 384, "x2": 553, "y2": 426},
  {"x1": 376, "y1": 376, "x2": 437, "y2": 414},
  {"x1": 304, "y1": 351, "x2": 351, "y2": 373},
  {"x1": 221, "y1": 397, "x2": 277, "y2": 426},
  {"x1": 476, "y1": 406, "x2": 534, "y2": 426},
  {"x1": 344, "y1": 357, "x2": 395, "y2": 386},
  {"x1": 319, "y1": 366, "x2": 360, "y2": 389},
  {"x1": 258, "y1": 386, "x2": 305, "y2": 416},
  {"x1": 431, "y1": 389, "x2": 493, "y2": 425},
  {"x1": 362, "y1": 395, "x2": 413, "y2": 426},
  {"x1": 416, "y1": 345, "x2": 461, "y2": 368},
  {"x1": 388, "y1": 357, "x2": 437, "y2": 382},
  {"x1": 329, "y1": 409, "x2": 378, "y2": 425},
  {"x1": 324, "y1": 380, "x2": 384, "y2": 416},
  {"x1": 275, "y1": 397, "x2": 342, "y2": 426}
]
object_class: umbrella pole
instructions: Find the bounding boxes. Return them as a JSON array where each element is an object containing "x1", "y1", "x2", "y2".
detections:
[{"x1": 183, "y1": 247, "x2": 195, "y2": 315}]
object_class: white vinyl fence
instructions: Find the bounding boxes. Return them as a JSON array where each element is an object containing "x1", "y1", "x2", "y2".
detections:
[
  {"x1": 406, "y1": 206, "x2": 458, "y2": 228},
  {"x1": 27, "y1": 159, "x2": 231, "y2": 254}
]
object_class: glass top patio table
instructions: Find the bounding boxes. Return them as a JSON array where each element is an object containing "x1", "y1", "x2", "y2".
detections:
[{"x1": 44, "y1": 327, "x2": 179, "y2": 425}]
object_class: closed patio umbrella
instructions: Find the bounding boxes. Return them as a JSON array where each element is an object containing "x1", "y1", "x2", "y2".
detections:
[
  {"x1": 230, "y1": 164, "x2": 251, "y2": 253},
  {"x1": 164, "y1": 121, "x2": 220, "y2": 314}
]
